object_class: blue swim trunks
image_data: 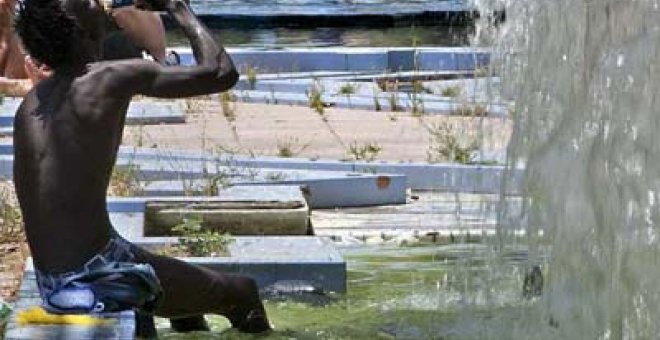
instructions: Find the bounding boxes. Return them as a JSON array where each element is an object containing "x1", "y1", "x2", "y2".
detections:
[{"x1": 35, "y1": 235, "x2": 162, "y2": 315}]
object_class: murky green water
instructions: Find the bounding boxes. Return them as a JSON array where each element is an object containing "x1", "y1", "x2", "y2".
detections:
[{"x1": 155, "y1": 244, "x2": 538, "y2": 339}]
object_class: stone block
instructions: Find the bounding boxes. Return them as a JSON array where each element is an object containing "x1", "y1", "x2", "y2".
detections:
[
  {"x1": 387, "y1": 49, "x2": 416, "y2": 72},
  {"x1": 131, "y1": 236, "x2": 347, "y2": 293},
  {"x1": 0, "y1": 100, "x2": 185, "y2": 128},
  {"x1": 142, "y1": 186, "x2": 310, "y2": 236},
  {"x1": 124, "y1": 101, "x2": 186, "y2": 125}
]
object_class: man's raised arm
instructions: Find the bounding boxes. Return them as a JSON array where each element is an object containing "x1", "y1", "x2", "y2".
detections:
[{"x1": 106, "y1": 0, "x2": 238, "y2": 98}]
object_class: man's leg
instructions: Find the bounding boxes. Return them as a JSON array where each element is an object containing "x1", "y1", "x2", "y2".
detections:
[{"x1": 129, "y1": 245, "x2": 271, "y2": 333}]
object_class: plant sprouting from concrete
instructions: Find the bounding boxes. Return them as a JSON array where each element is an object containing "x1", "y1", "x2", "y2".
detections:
[
  {"x1": 338, "y1": 83, "x2": 357, "y2": 108},
  {"x1": 451, "y1": 104, "x2": 488, "y2": 117},
  {"x1": 307, "y1": 79, "x2": 328, "y2": 119},
  {"x1": 172, "y1": 214, "x2": 234, "y2": 257},
  {"x1": 346, "y1": 141, "x2": 382, "y2": 162},
  {"x1": 441, "y1": 86, "x2": 462, "y2": 97},
  {"x1": 372, "y1": 87, "x2": 382, "y2": 112},
  {"x1": 276, "y1": 136, "x2": 311, "y2": 158},
  {"x1": 109, "y1": 163, "x2": 146, "y2": 197},
  {"x1": 389, "y1": 92, "x2": 401, "y2": 112},
  {"x1": 426, "y1": 122, "x2": 479, "y2": 164},
  {"x1": 220, "y1": 91, "x2": 241, "y2": 144},
  {"x1": 220, "y1": 91, "x2": 237, "y2": 122},
  {"x1": 474, "y1": 66, "x2": 491, "y2": 78},
  {"x1": 265, "y1": 171, "x2": 287, "y2": 182},
  {"x1": 246, "y1": 65, "x2": 258, "y2": 90}
]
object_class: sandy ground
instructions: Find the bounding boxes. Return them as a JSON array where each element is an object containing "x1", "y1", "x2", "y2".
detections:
[{"x1": 122, "y1": 100, "x2": 512, "y2": 162}]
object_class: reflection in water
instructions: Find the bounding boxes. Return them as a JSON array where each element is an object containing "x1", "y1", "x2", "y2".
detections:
[{"x1": 166, "y1": 26, "x2": 473, "y2": 48}]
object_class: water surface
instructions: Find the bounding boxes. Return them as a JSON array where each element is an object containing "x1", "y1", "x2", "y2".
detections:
[
  {"x1": 166, "y1": 25, "x2": 472, "y2": 48},
  {"x1": 157, "y1": 244, "x2": 539, "y2": 339}
]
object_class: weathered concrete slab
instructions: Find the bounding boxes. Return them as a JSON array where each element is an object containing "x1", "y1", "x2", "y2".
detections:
[
  {"x1": 417, "y1": 49, "x2": 491, "y2": 72},
  {"x1": 108, "y1": 185, "x2": 310, "y2": 237},
  {"x1": 0, "y1": 101, "x2": 185, "y2": 128},
  {"x1": 346, "y1": 52, "x2": 387, "y2": 72},
  {"x1": 131, "y1": 236, "x2": 347, "y2": 293},
  {"x1": 143, "y1": 186, "x2": 310, "y2": 236},
  {"x1": 233, "y1": 175, "x2": 406, "y2": 209},
  {"x1": 0, "y1": 154, "x2": 12, "y2": 178},
  {"x1": 176, "y1": 47, "x2": 492, "y2": 73},
  {"x1": 233, "y1": 51, "x2": 349, "y2": 73},
  {"x1": 0, "y1": 99, "x2": 21, "y2": 127},
  {"x1": 110, "y1": 158, "x2": 407, "y2": 208},
  {"x1": 232, "y1": 89, "x2": 508, "y2": 116},
  {"x1": 134, "y1": 174, "x2": 405, "y2": 209},
  {"x1": 0, "y1": 126, "x2": 13, "y2": 137},
  {"x1": 4, "y1": 262, "x2": 135, "y2": 340},
  {"x1": 124, "y1": 101, "x2": 186, "y2": 125},
  {"x1": 0, "y1": 145, "x2": 519, "y2": 194},
  {"x1": 387, "y1": 50, "x2": 416, "y2": 72},
  {"x1": 115, "y1": 148, "x2": 520, "y2": 193}
]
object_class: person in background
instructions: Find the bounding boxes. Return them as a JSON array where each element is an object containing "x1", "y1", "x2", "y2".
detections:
[
  {"x1": 0, "y1": 0, "x2": 178, "y2": 97},
  {"x1": 0, "y1": 0, "x2": 49, "y2": 95},
  {"x1": 103, "y1": 0, "x2": 179, "y2": 64}
]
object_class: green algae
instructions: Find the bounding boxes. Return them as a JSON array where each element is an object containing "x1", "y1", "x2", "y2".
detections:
[{"x1": 156, "y1": 245, "x2": 530, "y2": 339}]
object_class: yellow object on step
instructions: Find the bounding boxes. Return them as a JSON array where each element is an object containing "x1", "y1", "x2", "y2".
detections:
[{"x1": 17, "y1": 307, "x2": 114, "y2": 326}]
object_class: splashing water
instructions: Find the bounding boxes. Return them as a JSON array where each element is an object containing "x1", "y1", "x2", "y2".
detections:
[{"x1": 476, "y1": 0, "x2": 660, "y2": 338}]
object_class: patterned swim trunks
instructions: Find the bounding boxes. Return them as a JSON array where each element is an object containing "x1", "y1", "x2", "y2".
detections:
[{"x1": 35, "y1": 234, "x2": 162, "y2": 314}]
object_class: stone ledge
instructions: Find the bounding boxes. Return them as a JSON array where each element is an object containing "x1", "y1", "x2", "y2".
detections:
[{"x1": 132, "y1": 236, "x2": 347, "y2": 293}]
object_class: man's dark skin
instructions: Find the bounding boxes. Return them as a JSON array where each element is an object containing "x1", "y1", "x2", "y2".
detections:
[{"x1": 13, "y1": 0, "x2": 270, "y2": 332}]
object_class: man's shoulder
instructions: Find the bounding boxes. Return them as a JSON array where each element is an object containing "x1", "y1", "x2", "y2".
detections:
[
  {"x1": 85, "y1": 59, "x2": 156, "y2": 76},
  {"x1": 81, "y1": 59, "x2": 158, "y2": 92}
]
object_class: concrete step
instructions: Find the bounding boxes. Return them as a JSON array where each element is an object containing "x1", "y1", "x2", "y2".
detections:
[
  {"x1": 174, "y1": 47, "x2": 491, "y2": 73},
  {"x1": 0, "y1": 100, "x2": 185, "y2": 128},
  {"x1": 232, "y1": 89, "x2": 508, "y2": 117},
  {"x1": 108, "y1": 185, "x2": 311, "y2": 236},
  {"x1": 143, "y1": 185, "x2": 311, "y2": 236},
  {"x1": 131, "y1": 236, "x2": 347, "y2": 293}
]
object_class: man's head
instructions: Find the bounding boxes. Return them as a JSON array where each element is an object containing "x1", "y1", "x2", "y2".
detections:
[{"x1": 16, "y1": 0, "x2": 106, "y2": 70}]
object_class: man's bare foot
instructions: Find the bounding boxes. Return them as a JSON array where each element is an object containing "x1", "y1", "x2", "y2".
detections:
[{"x1": 227, "y1": 305, "x2": 272, "y2": 333}]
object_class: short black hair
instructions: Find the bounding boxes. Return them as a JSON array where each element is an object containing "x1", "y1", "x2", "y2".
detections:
[{"x1": 16, "y1": 0, "x2": 77, "y2": 69}]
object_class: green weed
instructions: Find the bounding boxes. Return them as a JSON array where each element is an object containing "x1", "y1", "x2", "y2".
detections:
[
  {"x1": 347, "y1": 141, "x2": 382, "y2": 162},
  {"x1": 172, "y1": 214, "x2": 234, "y2": 257},
  {"x1": 426, "y1": 122, "x2": 479, "y2": 164}
]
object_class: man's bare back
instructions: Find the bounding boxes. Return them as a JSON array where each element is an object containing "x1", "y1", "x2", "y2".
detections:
[
  {"x1": 14, "y1": 69, "x2": 125, "y2": 273},
  {"x1": 13, "y1": 0, "x2": 269, "y2": 333}
]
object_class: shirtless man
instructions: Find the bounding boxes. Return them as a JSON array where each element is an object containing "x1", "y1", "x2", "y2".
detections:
[{"x1": 13, "y1": 0, "x2": 270, "y2": 334}]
